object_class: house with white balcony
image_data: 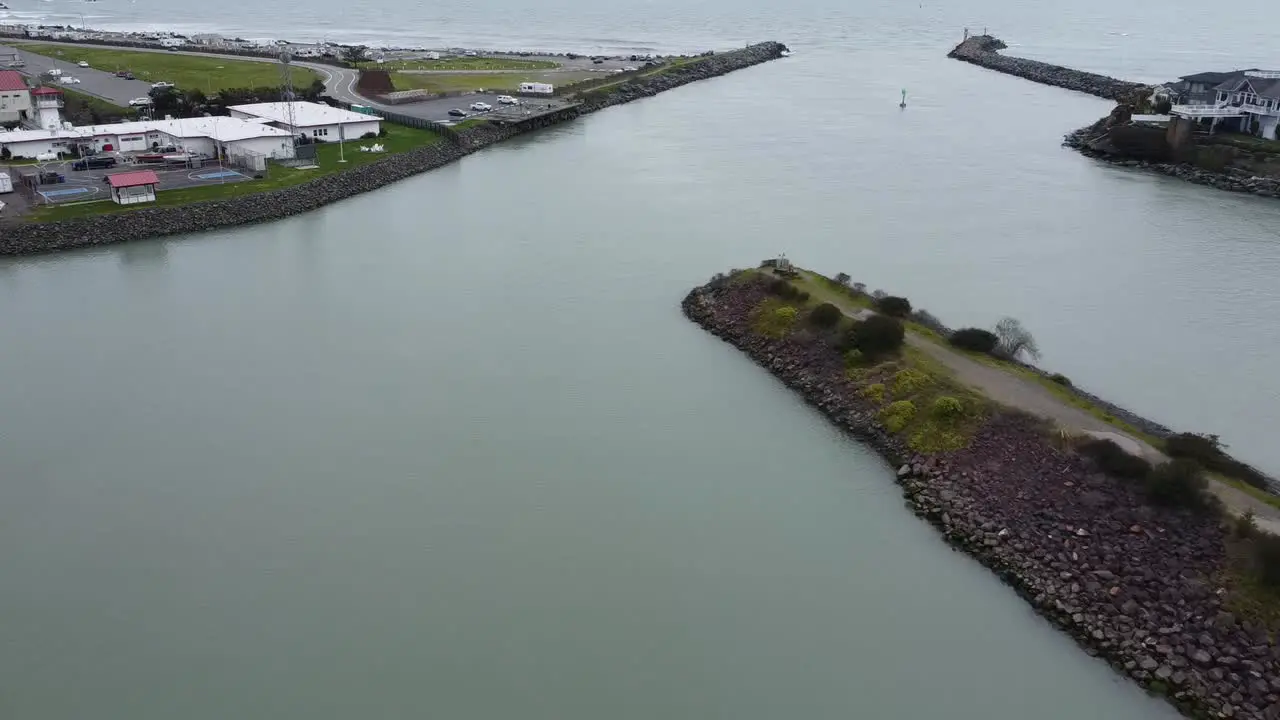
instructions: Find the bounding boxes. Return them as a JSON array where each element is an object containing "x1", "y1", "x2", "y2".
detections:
[{"x1": 1169, "y1": 69, "x2": 1280, "y2": 140}]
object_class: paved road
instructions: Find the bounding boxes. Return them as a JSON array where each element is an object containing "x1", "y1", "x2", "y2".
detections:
[
  {"x1": 1, "y1": 43, "x2": 153, "y2": 107},
  {"x1": 8, "y1": 39, "x2": 580, "y2": 126},
  {"x1": 4, "y1": 40, "x2": 510, "y2": 124}
]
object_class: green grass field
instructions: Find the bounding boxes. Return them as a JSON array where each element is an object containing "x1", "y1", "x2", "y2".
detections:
[
  {"x1": 364, "y1": 57, "x2": 556, "y2": 71},
  {"x1": 28, "y1": 124, "x2": 443, "y2": 222},
  {"x1": 14, "y1": 43, "x2": 320, "y2": 93}
]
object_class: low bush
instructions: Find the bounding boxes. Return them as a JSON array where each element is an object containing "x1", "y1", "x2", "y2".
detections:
[
  {"x1": 851, "y1": 282, "x2": 867, "y2": 295},
  {"x1": 948, "y1": 327, "x2": 999, "y2": 354},
  {"x1": 774, "y1": 306, "x2": 798, "y2": 323},
  {"x1": 876, "y1": 295, "x2": 912, "y2": 318},
  {"x1": 360, "y1": 131, "x2": 378, "y2": 139},
  {"x1": 797, "y1": 291, "x2": 810, "y2": 303},
  {"x1": 834, "y1": 272, "x2": 851, "y2": 286},
  {"x1": 932, "y1": 396, "x2": 964, "y2": 419},
  {"x1": 910, "y1": 309, "x2": 949, "y2": 336},
  {"x1": 860, "y1": 383, "x2": 886, "y2": 404},
  {"x1": 1077, "y1": 438, "x2": 1152, "y2": 480},
  {"x1": 840, "y1": 315, "x2": 905, "y2": 359},
  {"x1": 880, "y1": 400, "x2": 917, "y2": 433},
  {"x1": 892, "y1": 369, "x2": 932, "y2": 396},
  {"x1": 1235, "y1": 509, "x2": 1257, "y2": 539},
  {"x1": 1166, "y1": 432, "x2": 1273, "y2": 490},
  {"x1": 1144, "y1": 459, "x2": 1211, "y2": 510},
  {"x1": 1050, "y1": 373, "x2": 1072, "y2": 386},
  {"x1": 1256, "y1": 532, "x2": 1280, "y2": 588},
  {"x1": 1165, "y1": 432, "x2": 1220, "y2": 462},
  {"x1": 808, "y1": 303, "x2": 842, "y2": 328}
]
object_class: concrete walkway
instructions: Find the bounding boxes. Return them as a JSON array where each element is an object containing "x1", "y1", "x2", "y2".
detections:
[{"x1": 826, "y1": 287, "x2": 1280, "y2": 534}]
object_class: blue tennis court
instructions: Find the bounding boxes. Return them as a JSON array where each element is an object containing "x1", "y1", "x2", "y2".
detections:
[
  {"x1": 194, "y1": 170, "x2": 248, "y2": 181},
  {"x1": 38, "y1": 187, "x2": 93, "y2": 200}
]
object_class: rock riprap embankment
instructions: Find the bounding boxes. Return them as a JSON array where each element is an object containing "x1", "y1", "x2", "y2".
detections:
[
  {"x1": 1064, "y1": 122, "x2": 1280, "y2": 199},
  {"x1": 683, "y1": 275, "x2": 1280, "y2": 720},
  {"x1": 0, "y1": 41, "x2": 789, "y2": 256},
  {"x1": 948, "y1": 35, "x2": 1147, "y2": 101}
]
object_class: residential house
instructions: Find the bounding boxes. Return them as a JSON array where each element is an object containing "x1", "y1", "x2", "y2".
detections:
[{"x1": 1169, "y1": 69, "x2": 1280, "y2": 140}]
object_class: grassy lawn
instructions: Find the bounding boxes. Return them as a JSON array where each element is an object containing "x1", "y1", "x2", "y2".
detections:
[
  {"x1": 59, "y1": 87, "x2": 137, "y2": 123},
  {"x1": 364, "y1": 57, "x2": 556, "y2": 71},
  {"x1": 1206, "y1": 132, "x2": 1280, "y2": 155},
  {"x1": 27, "y1": 124, "x2": 443, "y2": 222},
  {"x1": 14, "y1": 43, "x2": 319, "y2": 93},
  {"x1": 390, "y1": 72, "x2": 526, "y2": 93}
]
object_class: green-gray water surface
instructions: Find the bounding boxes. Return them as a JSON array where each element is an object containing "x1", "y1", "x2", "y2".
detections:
[{"x1": 4, "y1": 27, "x2": 1277, "y2": 718}]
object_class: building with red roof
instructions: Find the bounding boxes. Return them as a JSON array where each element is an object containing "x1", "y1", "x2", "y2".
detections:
[
  {"x1": 0, "y1": 70, "x2": 33, "y2": 125},
  {"x1": 106, "y1": 170, "x2": 159, "y2": 205}
]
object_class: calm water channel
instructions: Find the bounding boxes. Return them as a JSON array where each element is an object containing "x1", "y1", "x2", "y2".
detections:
[{"x1": 3, "y1": 0, "x2": 1280, "y2": 716}]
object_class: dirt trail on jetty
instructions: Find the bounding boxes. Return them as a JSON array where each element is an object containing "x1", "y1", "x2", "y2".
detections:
[{"x1": 784, "y1": 272, "x2": 1280, "y2": 535}]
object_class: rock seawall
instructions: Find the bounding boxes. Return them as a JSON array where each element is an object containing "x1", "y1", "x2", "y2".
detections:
[
  {"x1": 1, "y1": 41, "x2": 788, "y2": 256},
  {"x1": 1064, "y1": 124, "x2": 1280, "y2": 199},
  {"x1": 684, "y1": 276, "x2": 1280, "y2": 720},
  {"x1": 948, "y1": 35, "x2": 1146, "y2": 101}
]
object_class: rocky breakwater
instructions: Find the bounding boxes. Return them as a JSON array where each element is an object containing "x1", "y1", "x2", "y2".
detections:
[
  {"x1": 684, "y1": 274, "x2": 1280, "y2": 720},
  {"x1": 0, "y1": 42, "x2": 788, "y2": 256},
  {"x1": 577, "y1": 42, "x2": 789, "y2": 112},
  {"x1": 948, "y1": 35, "x2": 1147, "y2": 101},
  {"x1": 1064, "y1": 115, "x2": 1280, "y2": 199}
]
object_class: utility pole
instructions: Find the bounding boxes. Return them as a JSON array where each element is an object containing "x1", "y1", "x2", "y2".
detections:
[{"x1": 337, "y1": 122, "x2": 345, "y2": 162}]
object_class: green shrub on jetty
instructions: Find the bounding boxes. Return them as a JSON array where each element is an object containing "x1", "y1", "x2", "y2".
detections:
[
  {"x1": 931, "y1": 396, "x2": 964, "y2": 419},
  {"x1": 880, "y1": 401, "x2": 917, "y2": 433},
  {"x1": 808, "y1": 302, "x2": 842, "y2": 328},
  {"x1": 1077, "y1": 438, "x2": 1152, "y2": 480},
  {"x1": 949, "y1": 327, "x2": 999, "y2": 354},
  {"x1": 1144, "y1": 459, "x2": 1213, "y2": 511},
  {"x1": 892, "y1": 369, "x2": 932, "y2": 395},
  {"x1": 840, "y1": 316, "x2": 905, "y2": 359},
  {"x1": 875, "y1": 295, "x2": 912, "y2": 318},
  {"x1": 861, "y1": 383, "x2": 886, "y2": 404}
]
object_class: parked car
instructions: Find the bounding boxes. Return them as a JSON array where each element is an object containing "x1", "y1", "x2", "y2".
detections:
[
  {"x1": 113, "y1": 70, "x2": 128, "y2": 77},
  {"x1": 71, "y1": 156, "x2": 118, "y2": 171},
  {"x1": 151, "y1": 81, "x2": 174, "y2": 89},
  {"x1": 128, "y1": 97, "x2": 153, "y2": 106},
  {"x1": 447, "y1": 108, "x2": 468, "y2": 117},
  {"x1": 124, "y1": 72, "x2": 135, "y2": 80},
  {"x1": 592, "y1": 58, "x2": 604, "y2": 64},
  {"x1": 58, "y1": 76, "x2": 81, "y2": 84},
  {"x1": 48, "y1": 68, "x2": 62, "y2": 76},
  {"x1": 469, "y1": 101, "x2": 492, "y2": 112},
  {"x1": 496, "y1": 95, "x2": 519, "y2": 105},
  {"x1": 5, "y1": 59, "x2": 24, "y2": 68},
  {"x1": 77, "y1": 60, "x2": 89, "y2": 67}
]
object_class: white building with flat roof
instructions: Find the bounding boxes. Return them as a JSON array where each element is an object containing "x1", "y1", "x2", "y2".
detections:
[
  {"x1": 228, "y1": 101, "x2": 382, "y2": 142},
  {"x1": 0, "y1": 116, "x2": 296, "y2": 161}
]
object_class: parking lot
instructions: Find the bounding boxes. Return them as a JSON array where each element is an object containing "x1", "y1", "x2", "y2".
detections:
[
  {"x1": 12, "y1": 158, "x2": 256, "y2": 205},
  {"x1": 1, "y1": 43, "x2": 154, "y2": 107}
]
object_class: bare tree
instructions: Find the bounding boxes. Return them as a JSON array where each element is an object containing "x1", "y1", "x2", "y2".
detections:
[
  {"x1": 994, "y1": 317, "x2": 1040, "y2": 361},
  {"x1": 851, "y1": 282, "x2": 867, "y2": 295}
]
